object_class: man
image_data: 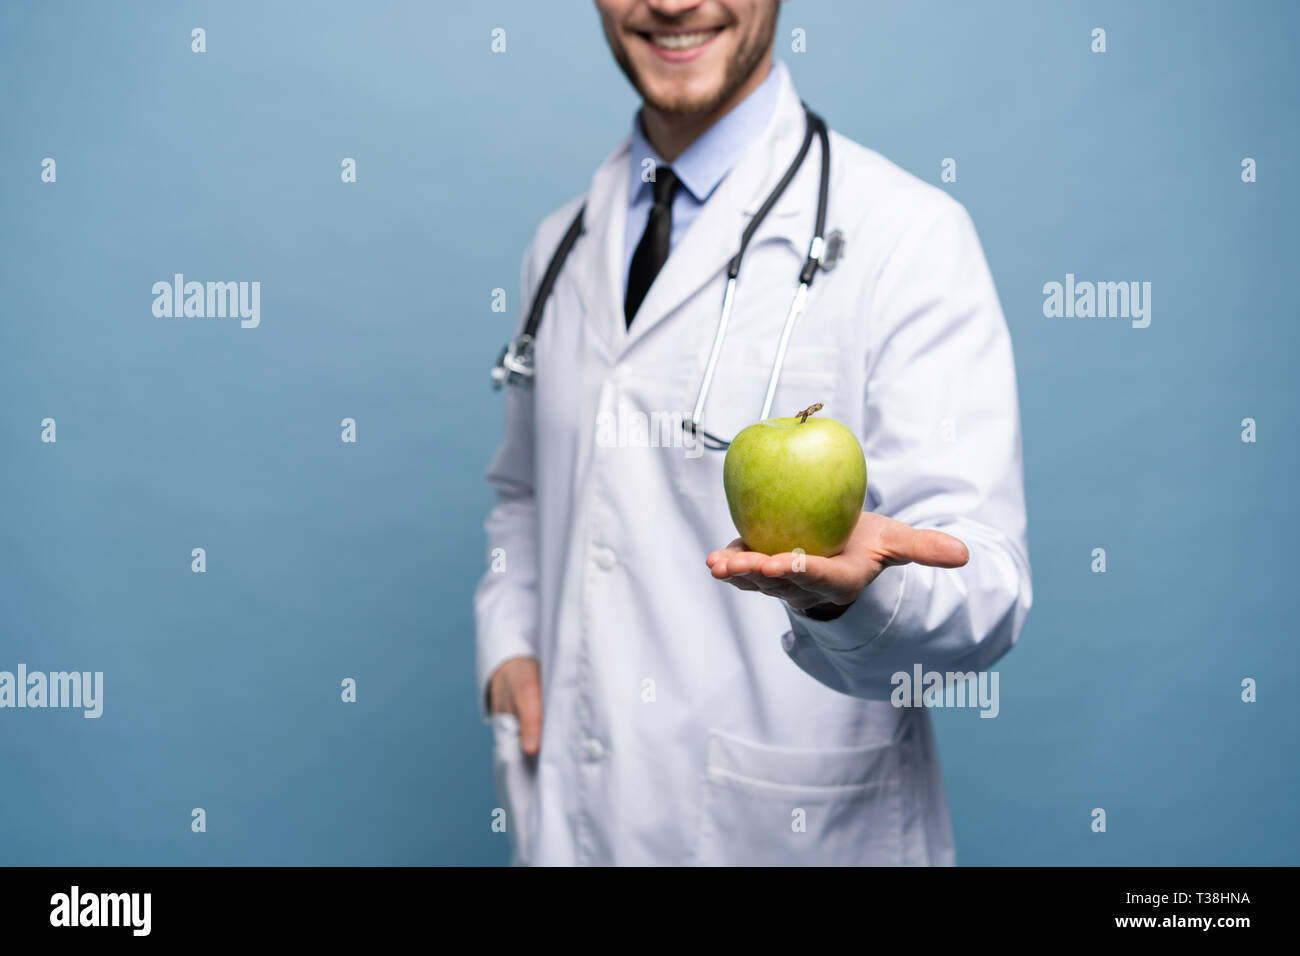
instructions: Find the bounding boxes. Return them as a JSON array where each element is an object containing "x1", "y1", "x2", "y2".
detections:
[{"x1": 476, "y1": 0, "x2": 1031, "y2": 866}]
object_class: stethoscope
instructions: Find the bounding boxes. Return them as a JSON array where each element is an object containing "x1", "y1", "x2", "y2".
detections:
[{"x1": 492, "y1": 106, "x2": 840, "y2": 452}]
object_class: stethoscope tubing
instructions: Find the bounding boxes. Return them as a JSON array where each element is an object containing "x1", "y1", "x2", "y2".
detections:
[{"x1": 494, "y1": 106, "x2": 832, "y2": 455}]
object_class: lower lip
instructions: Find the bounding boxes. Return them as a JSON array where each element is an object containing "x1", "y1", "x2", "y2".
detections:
[{"x1": 639, "y1": 30, "x2": 722, "y2": 63}]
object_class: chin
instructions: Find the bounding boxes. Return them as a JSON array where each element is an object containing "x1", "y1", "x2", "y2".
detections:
[{"x1": 639, "y1": 71, "x2": 729, "y2": 116}]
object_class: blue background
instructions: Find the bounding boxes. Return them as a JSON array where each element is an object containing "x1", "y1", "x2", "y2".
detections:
[{"x1": 1, "y1": 0, "x2": 1296, "y2": 865}]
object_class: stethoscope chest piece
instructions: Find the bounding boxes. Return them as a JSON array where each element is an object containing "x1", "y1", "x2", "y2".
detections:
[{"x1": 491, "y1": 334, "x2": 535, "y2": 389}]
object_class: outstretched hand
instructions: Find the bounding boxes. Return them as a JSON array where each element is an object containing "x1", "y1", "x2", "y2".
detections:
[{"x1": 706, "y1": 511, "x2": 970, "y2": 614}]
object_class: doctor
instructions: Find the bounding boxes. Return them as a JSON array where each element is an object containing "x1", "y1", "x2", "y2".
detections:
[{"x1": 476, "y1": 0, "x2": 1031, "y2": 866}]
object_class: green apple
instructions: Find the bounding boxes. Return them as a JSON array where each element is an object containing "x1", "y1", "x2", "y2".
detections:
[{"x1": 722, "y1": 404, "x2": 866, "y2": 557}]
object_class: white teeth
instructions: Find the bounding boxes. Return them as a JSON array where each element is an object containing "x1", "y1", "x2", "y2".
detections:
[{"x1": 650, "y1": 30, "x2": 716, "y2": 51}]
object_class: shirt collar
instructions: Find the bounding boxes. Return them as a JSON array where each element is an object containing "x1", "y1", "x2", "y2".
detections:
[{"x1": 627, "y1": 60, "x2": 785, "y2": 204}]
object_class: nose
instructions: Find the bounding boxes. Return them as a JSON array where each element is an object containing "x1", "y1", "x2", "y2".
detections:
[{"x1": 644, "y1": 0, "x2": 707, "y2": 18}]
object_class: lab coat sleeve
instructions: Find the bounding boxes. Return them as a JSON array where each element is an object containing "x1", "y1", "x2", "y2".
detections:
[
  {"x1": 781, "y1": 198, "x2": 1032, "y2": 701},
  {"x1": 473, "y1": 245, "x2": 544, "y2": 721}
]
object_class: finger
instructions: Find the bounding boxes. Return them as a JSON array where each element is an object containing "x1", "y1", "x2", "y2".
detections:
[
  {"x1": 515, "y1": 677, "x2": 544, "y2": 756},
  {"x1": 757, "y1": 551, "x2": 835, "y2": 578},
  {"x1": 710, "y1": 554, "x2": 747, "y2": 579},
  {"x1": 706, "y1": 540, "x2": 747, "y2": 568},
  {"x1": 720, "y1": 549, "x2": 772, "y2": 577},
  {"x1": 886, "y1": 525, "x2": 970, "y2": 569},
  {"x1": 732, "y1": 571, "x2": 812, "y2": 603},
  {"x1": 487, "y1": 670, "x2": 509, "y2": 715},
  {"x1": 756, "y1": 552, "x2": 863, "y2": 602}
]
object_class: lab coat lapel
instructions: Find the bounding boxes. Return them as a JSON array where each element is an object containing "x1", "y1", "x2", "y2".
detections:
[
  {"x1": 622, "y1": 62, "x2": 812, "y2": 352},
  {"x1": 576, "y1": 139, "x2": 632, "y2": 364}
]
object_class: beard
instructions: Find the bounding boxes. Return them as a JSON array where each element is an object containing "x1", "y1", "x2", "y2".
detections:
[{"x1": 608, "y1": 3, "x2": 779, "y2": 118}]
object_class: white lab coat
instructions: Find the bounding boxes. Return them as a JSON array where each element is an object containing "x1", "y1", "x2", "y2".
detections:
[{"x1": 475, "y1": 61, "x2": 1031, "y2": 866}]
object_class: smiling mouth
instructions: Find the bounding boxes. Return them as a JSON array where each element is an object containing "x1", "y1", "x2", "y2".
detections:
[{"x1": 640, "y1": 27, "x2": 724, "y2": 52}]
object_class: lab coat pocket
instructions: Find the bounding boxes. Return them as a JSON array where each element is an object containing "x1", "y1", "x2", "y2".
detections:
[
  {"x1": 491, "y1": 712, "x2": 538, "y2": 866},
  {"x1": 673, "y1": 341, "x2": 841, "y2": 503},
  {"x1": 693, "y1": 729, "x2": 903, "y2": 866}
]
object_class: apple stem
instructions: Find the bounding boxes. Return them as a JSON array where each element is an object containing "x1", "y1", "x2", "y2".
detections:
[{"x1": 796, "y1": 403, "x2": 824, "y2": 424}]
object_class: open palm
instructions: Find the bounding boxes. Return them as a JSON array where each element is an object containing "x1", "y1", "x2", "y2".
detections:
[{"x1": 706, "y1": 511, "x2": 969, "y2": 614}]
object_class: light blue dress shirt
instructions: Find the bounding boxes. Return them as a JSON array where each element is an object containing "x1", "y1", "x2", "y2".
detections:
[{"x1": 623, "y1": 63, "x2": 783, "y2": 293}]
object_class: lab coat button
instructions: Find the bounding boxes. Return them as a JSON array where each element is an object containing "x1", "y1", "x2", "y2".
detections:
[
  {"x1": 583, "y1": 738, "x2": 605, "y2": 762},
  {"x1": 594, "y1": 546, "x2": 616, "y2": 570}
]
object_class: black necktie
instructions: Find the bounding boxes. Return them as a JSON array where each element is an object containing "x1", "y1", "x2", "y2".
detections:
[{"x1": 625, "y1": 167, "x2": 680, "y2": 328}]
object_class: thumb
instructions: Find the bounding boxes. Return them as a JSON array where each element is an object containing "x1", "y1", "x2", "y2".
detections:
[
  {"x1": 894, "y1": 526, "x2": 970, "y2": 569},
  {"x1": 515, "y1": 676, "x2": 544, "y2": 756}
]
